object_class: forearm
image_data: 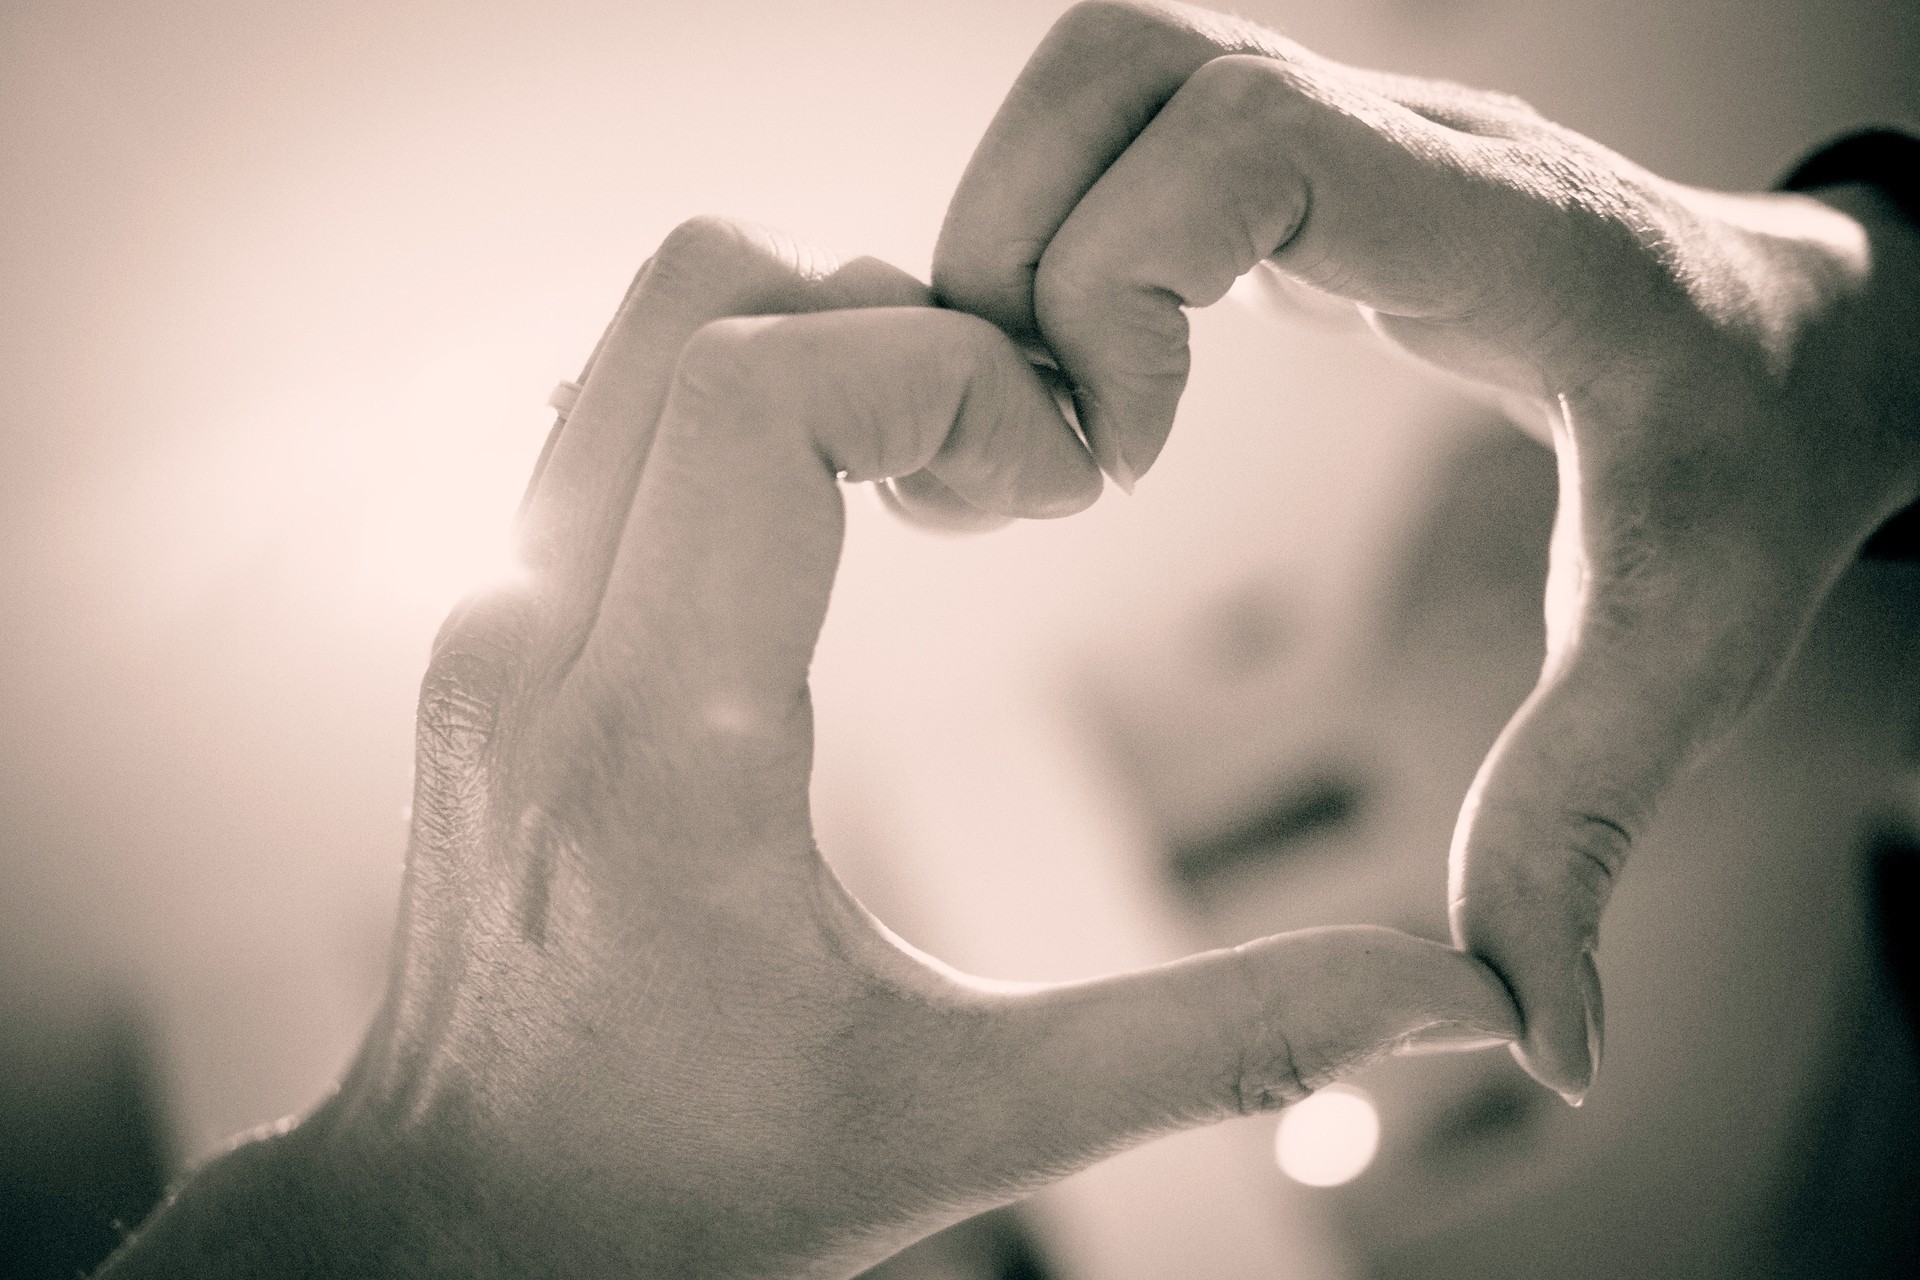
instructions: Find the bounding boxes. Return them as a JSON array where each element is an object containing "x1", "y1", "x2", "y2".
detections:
[{"x1": 94, "y1": 1103, "x2": 486, "y2": 1280}]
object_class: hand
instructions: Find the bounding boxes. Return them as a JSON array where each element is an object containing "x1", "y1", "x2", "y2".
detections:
[
  {"x1": 930, "y1": 0, "x2": 1920, "y2": 1102},
  {"x1": 104, "y1": 216, "x2": 1517, "y2": 1279}
]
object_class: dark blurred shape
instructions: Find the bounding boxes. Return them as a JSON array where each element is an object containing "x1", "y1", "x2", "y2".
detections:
[
  {"x1": 1779, "y1": 130, "x2": 1920, "y2": 564},
  {"x1": 0, "y1": 997, "x2": 170, "y2": 1280},
  {"x1": 858, "y1": 1205, "x2": 1056, "y2": 1280},
  {"x1": 1408, "y1": 1071, "x2": 1546, "y2": 1175},
  {"x1": 1168, "y1": 774, "x2": 1367, "y2": 897},
  {"x1": 1873, "y1": 837, "x2": 1920, "y2": 1046},
  {"x1": 1766, "y1": 835, "x2": 1920, "y2": 1278}
]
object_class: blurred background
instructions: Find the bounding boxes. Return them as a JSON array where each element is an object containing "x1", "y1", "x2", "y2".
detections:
[{"x1": 3, "y1": 0, "x2": 1917, "y2": 1276}]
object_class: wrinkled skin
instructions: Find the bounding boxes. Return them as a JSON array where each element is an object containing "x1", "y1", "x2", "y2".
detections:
[
  {"x1": 927, "y1": 0, "x2": 1920, "y2": 1102},
  {"x1": 98, "y1": 2, "x2": 1919, "y2": 1276},
  {"x1": 103, "y1": 217, "x2": 1517, "y2": 1280},
  {"x1": 341, "y1": 219, "x2": 1529, "y2": 1276}
]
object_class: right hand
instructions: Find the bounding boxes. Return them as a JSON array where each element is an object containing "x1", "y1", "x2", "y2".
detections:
[
  {"x1": 928, "y1": 0, "x2": 1920, "y2": 1104},
  {"x1": 102, "y1": 215, "x2": 1519, "y2": 1280}
]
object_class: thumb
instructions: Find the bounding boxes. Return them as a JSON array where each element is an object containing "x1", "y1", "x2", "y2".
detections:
[
  {"x1": 1448, "y1": 492, "x2": 1836, "y2": 1103},
  {"x1": 953, "y1": 927, "x2": 1516, "y2": 1191}
]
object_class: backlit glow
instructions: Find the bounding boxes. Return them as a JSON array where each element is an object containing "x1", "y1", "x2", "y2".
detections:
[{"x1": 1274, "y1": 1085, "x2": 1379, "y2": 1187}]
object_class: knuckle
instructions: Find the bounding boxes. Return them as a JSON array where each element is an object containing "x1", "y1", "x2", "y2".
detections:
[
  {"x1": 1034, "y1": 244, "x2": 1193, "y2": 380},
  {"x1": 1223, "y1": 944, "x2": 1310, "y2": 1116},
  {"x1": 1051, "y1": 0, "x2": 1182, "y2": 50},
  {"x1": 1462, "y1": 802, "x2": 1631, "y2": 942},
  {"x1": 1180, "y1": 51, "x2": 1297, "y2": 119},
  {"x1": 1058, "y1": 0, "x2": 1302, "y2": 75},
  {"x1": 673, "y1": 314, "x2": 780, "y2": 408},
  {"x1": 1477, "y1": 87, "x2": 1545, "y2": 124},
  {"x1": 655, "y1": 213, "x2": 761, "y2": 275},
  {"x1": 419, "y1": 587, "x2": 539, "y2": 751},
  {"x1": 1414, "y1": 82, "x2": 1547, "y2": 138},
  {"x1": 652, "y1": 215, "x2": 835, "y2": 308},
  {"x1": 1232, "y1": 1031, "x2": 1309, "y2": 1116},
  {"x1": 430, "y1": 585, "x2": 540, "y2": 671},
  {"x1": 1560, "y1": 809, "x2": 1633, "y2": 897}
]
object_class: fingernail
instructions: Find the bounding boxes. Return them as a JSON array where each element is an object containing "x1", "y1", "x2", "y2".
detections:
[
  {"x1": 1580, "y1": 948, "x2": 1605, "y2": 1079},
  {"x1": 872, "y1": 474, "x2": 1011, "y2": 535},
  {"x1": 1076, "y1": 398, "x2": 1136, "y2": 495},
  {"x1": 1400, "y1": 1023, "x2": 1512, "y2": 1055},
  {"x1": 1018, "y1": 346, "x2": 1139, "y2": 494},
  {"x1": 1021, "y1": 355, "x2": 1126, "y2": 497},
  {"x1": 1083, "y1": 414, "x2": 1136, "y2": 495},
  {"x1": 1560, "y1": 950, "x2": 1605, "y2": 1108}
]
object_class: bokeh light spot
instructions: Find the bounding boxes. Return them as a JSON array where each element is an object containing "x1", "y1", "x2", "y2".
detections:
[{"x1": 1274, "y1": 1086, "x2": 1379, "y2": 1187}]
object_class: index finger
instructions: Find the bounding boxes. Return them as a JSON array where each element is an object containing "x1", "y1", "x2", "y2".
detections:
[
  {"x1": 564, "y1": 306, "x2": 1098, "y2": 848},
  {"x1": 931, "y1": 1, "x2": 1285, "y2": 338},
  {"x1": 935, "y1": 2, "x2": 1518, "y2": 489},
  {"x1": 518, "y1": 220, "x2": 931, "y2": 652}
]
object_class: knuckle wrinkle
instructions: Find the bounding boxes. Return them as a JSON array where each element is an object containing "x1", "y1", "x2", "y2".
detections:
[
  {"x1": 1054, "y1": 0, "x2": 1179, "y2": 47},
  {"x1": 1224, "y1": 943, "x2": 1309, "y2": 1115},
  {"x1": 1564, "y1": 809, "x2": 1632, "y2": 889},
  {"x1": 659, "y1": 214, "x2": 753, "y2": 268},
  {"x1": 1184, "y1": 52, "x2": 1289, "y2": 114}
]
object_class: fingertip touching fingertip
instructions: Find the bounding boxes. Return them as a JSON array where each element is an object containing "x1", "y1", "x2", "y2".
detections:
[
  {"x1": 1512, "y1": 1030, "x2": 1595, "y2": 1108},
  {"x1": 1023, "y1": 477, "x2": 1104, "y2": 518},
  {"x1": 873, "y1": 474, "x2": 1014, "y2": 535}
]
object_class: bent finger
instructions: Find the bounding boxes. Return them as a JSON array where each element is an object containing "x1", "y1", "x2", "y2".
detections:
[
  {"x1": 567, "y1": 306, "x2": 1096, "y2": 837},
  {"x1": 516, "y1": 218, "x2": 929, "y2": 649},
  {"x1": 932, "y1": 0, "x2": 1287, "y2": 339},
  {"x1": 1033, "y1": 53, "x2": 1520, "y2": 485},
  {"x1": 1450, "y1": 519, "x2": 1834, "y2": 1101}
]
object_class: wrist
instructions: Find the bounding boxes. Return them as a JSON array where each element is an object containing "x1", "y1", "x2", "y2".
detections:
[{"x1": 95, "y1": 1098, "x2": 497, "y2": 1279}]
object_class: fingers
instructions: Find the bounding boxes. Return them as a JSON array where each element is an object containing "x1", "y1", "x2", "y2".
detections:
[
  {"x1": 934, "y1": 2, "x2": 1274, "y2": 483},
  {"x1": 1448, "y1": 475, "x2": 1833, "y2": 1101},
  {"x1": 1038, "y1": 55, "x2": 1501, "y2": 484},
  {"x1": 514, "y1": 218, "x2": 930, "y2": 651},
  {"x1": 876, "y1": 352, "x2": 1097, "y2": 531},
  {"x1": 1447, "y1": 674, "x2": 1645, "y2": 1106},
  {"x1": 933, "y1": 0, "x2": 1284, "y2": 339},
  {"x1": 874, "y1": 469, "x2": 1016, "y2": 535},
  {"x1": 941, "y1": 928, "x2": 1516, "y2": 1193},
  {"x1": 568, "y1": 306, "x2": 1096, "y2": 830},
  {"x1": 935, "y1": 2, "x2": 1531, "y2": 486}
]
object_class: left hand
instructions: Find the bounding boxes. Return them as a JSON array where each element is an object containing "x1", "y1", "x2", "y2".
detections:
[{"x1": 928, "y1": 0, "x2": 1920, "y2": 1103}]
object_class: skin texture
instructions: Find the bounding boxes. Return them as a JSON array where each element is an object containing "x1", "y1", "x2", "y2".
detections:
[
  {"x1": 927, "y1": 0, "x2": 1920, "y2": 1102},
  {"x1": 94, "y1": 3, "x2": 1920, "y2": 1273},
  {"x1": 98, "y1": 218, "x2": 1516, "y2": 1279}
]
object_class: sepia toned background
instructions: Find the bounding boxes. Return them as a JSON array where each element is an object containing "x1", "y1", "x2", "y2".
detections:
[{"x1": 3, "y1": 1, "x2": 1917, "y2": 1276}]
